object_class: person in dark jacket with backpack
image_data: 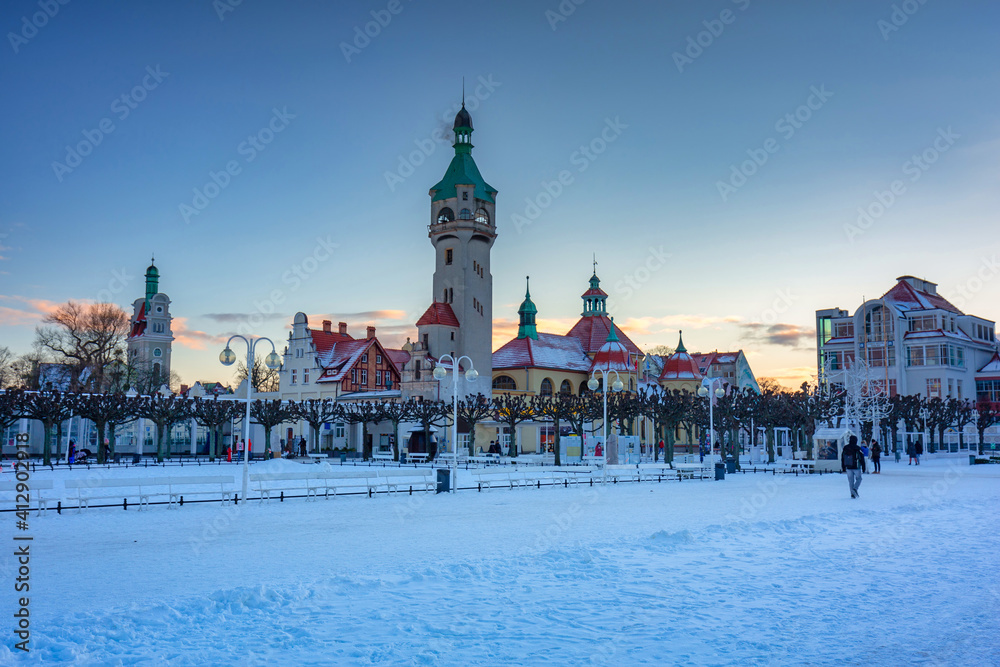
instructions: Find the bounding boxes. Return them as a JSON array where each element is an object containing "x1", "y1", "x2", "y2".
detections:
[
  {"x1": 870, "y1": 439, "x2": 882, "y2": 474},
  {"x1": 842, "y1": 435, "x2": 866, "y2": 498}
]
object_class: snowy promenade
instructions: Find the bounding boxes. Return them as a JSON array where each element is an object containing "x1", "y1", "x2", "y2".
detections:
[{"x1": 2, "y1": 458, "x2": 998, "y2": 665}]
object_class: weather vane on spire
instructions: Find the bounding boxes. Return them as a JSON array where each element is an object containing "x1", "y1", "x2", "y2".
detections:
[{"x1": 593, "y1": 253, "x2": 597, "y2": 275}]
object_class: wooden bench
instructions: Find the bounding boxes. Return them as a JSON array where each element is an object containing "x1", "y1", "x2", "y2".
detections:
[
  {"x1": 603, "y1": 465, "x2": 641, "y2": 484},
  {"x1": 65, "y1": 478, "x2": 158, "y2": 511},
  {"x1": 637, "y1": 465, "x2": 681, "y2": 483},
  {"x1": 471, "y1": 470, "x2": 532, "y2": 491},
  {"x1": 0, "y1": 479, "x2": 56, "y2": 515},
  {"x1": 152, "y1": 475, "x2": 235, "y2": 507},
  {"x1": 377, "y1": 469, "x2": 436, "y2": 494}
]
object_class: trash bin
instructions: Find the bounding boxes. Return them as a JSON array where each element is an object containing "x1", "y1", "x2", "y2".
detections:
[
  {"x1": 726, "y1": 456, "x2": 736, "y2": 474},
  {"x1": 715, "y1": 461, "x2": 726, "y2": 480},
  {"x1": 339, "y1": 452, "x2": 347, "y2": 464},
  {"x1": 399, "y1": 453, "x2": 406, "y2": 464},
  {"x1": 132, "y1": 454, "x2": 141, "y2": 464},
  {"x1": 970, "y1": 454, "x2": 977, "y2": 466},
  {"x1": 436, "y1": 468, "x2": 451, "y2": 494},
  {"x1": 895, "y1": 449, "x2": 901, "y2": 463}
]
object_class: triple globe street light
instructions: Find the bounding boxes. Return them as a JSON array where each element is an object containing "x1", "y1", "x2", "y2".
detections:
[
  {"x1": 220, "y1": 334, "x2": 281, "y2": 503},
  {"x1": 433, "y1": 354, "x2": 478, "y2": 494},
  {"x1": 698, "y1": 381, "x2": 726, "y2": 462}
]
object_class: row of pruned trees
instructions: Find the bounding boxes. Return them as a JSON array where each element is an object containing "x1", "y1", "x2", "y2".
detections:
[{"x1": 5, "y1": 384, "x2": 998, "y2": 468}]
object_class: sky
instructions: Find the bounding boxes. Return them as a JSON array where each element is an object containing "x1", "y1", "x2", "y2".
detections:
[{"x1": 1, "y1": 0, "x2": 998, "y2": 389}]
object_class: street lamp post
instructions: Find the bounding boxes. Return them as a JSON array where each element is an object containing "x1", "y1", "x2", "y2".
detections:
[
  {"x1": 433, "y1": 354, "x2": 478, "y2": 494},
  {"x1": 588, "y1": 369, "x2": 624, "y2": 464},
  {"x1": 220, "y1": 335, "x2": 281, "y2": 503},
  {"x1": 698, "y1": 380, "x2": 726, "y2": 465},
  {"x1": 919, "y1": 406, "x2": 929, "y2": 455}
]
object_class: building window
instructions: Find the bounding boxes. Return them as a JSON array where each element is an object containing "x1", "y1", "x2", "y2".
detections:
[
  {"x1": 908, "y1": 315, "x2": 937, "y2": 332},
  {"x1": 446, "y1": 248, "x2": 453, "y2": 265},
  {"x1": 475, "y1": 208, "x2": 489, "y2": 224},
  {"x1": 376, "y1": 354, "x2": 382, "y2": 364},
  {"x1": 291, "y1": 370, "x2": 297, "y2": 384},
  {"x1": 956, "y1": 379, "x2": 963, "y2": 398},
  {"x1": 833, "y1": 321, "x2": 854, "y2": 338},
  {"x1": 360, "y1": 369, "x2": 368, "y2": 386},
  {"x1": 335, "y1": 423, "x2": 345, "y2": 438},
  {"x1": 296, "y1": 348, "x2": 303, "y2": 358},
  {"x1": 977, "y1": 380, "x2": 1000, "y2": 403},
  {"x1": 462, "y1": 191, "x2": 469, "y2": 201},
  {"x1": 450, "y1": 331, "x2": 455, "y2": 340},
  {"x1": 866, "y1": 346, "x2": 894, "y2": 367},
  {"x1": 361, "y1": 354, "x2": 368, "y2": 363},
  {"x1": 437, "y1": 208, "x2": 454, "y2": 224},
  {"x1": 540, "y1": 378, "x2": 553, "y2": 396},
  {"x1": 492, "y1": 375, "x2": 517, "y2": 391},
  {"x1": 927, "y1": 378, "x2": 941, "y2": 399},
  {"x1": 376, "y1": 370, "x2": 382, "y2": 385},
  {"x1": 303, "y1": 369, "x2": 309, "y2": 384},
  {"x1": 351, "y1": 369, "x2": 357, "y2": 383},
  {"x1": 459, "y1": 208, "x2": 472, "y2": 220},
  {"x1": 415, "y1": 360, "x2": 421, "y2": 380},
  {"x1": 153, "y1": 348, "x2": 162, "y2": 358},
  {"x1": 559, "y1": 379, "x2": 573, "y2": 395}
]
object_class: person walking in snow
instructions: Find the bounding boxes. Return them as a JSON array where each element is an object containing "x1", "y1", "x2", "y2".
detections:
[
  {"x1": 841, "y1": 435, "x2": 866, "y2": 498},
  {"x1": 914, "y1": 440, "x2": 923, "y2": 464},
  {"x1": 906, "y1": 440, "x2": 916, "y2": 465},
  {"x1": 870, "y1": 439, "x2": 882, "y2": 474}
]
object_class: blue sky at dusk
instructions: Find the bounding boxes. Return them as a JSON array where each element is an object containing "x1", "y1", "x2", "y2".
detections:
[{"x1": 2, "y1": 0, "x2": 998, "y2": 388}]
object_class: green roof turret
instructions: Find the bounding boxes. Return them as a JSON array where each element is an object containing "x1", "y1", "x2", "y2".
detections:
[
  {"x1": 144, "y1": 256, "x2": 159, "y2": 310},
  {"x1": 517, "y1": 276, "x2": 539, "y2": 340}
]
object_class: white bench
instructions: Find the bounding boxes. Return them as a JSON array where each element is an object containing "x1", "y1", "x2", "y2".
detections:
[
  {"x1": 0, "y1": 479, "x2": 56, "y2": 515},
  {"x1": 471, "y1": 470, "x2": 542, "y2": 490},
  {"x1": 637, "y1": 465, "x2": 681, "y2": 482},
  {"x1": 373, "y1": 450, "x2": 395, "y2": 461},
  {"x1": 405, "y1": 452, "x2": 429, "y2": 463},
  {"x1": 152, "y1": 476, "x2": 235, "y2": 507},
  {"x1": 377, "y1": 469, "x2": 436, "y2": 494},
  {"x1": 306, "y1": 453, "x2": 327, "y2": 463},
  {"x1": 65, "y1": 478, "x2": 158, "y2": 511},
  {"x1": 603, "y1": 465, "x2": 641, "y2": 484},
  {"x1": 582, "y1": 455, "x2": 606, "y2": 466},
  {"x1": 673, "y1": 463, "x2": 711, "y2": 480}
]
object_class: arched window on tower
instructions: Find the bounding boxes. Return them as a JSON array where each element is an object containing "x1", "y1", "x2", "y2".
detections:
[
  {"x1": 492, "y1": 375, "x2": 517, "y2": 391},
  {"x1": 459, "y1": 208, "x2": 472, "y2": 220},
  {"x1": 475, "y1": 208, "x2": 489, "y2": 224},
  {"x1": 437, "y1": 208, "x2": 454, "y2": 224},
  {"x1": 540, "y1": 378, "x2": 553, "y2": 397}
]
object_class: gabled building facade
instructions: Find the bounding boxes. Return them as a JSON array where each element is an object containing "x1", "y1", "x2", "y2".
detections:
[
  {"x1": 127, "y1": 259, "x2": 174, "y2": 389},
  {"x1": 817, "y1": 275, "x2": 999, "y2": 400}
]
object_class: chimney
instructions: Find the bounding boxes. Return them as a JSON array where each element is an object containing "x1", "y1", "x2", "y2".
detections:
[
  {"x1": 367, "y1": 325, "x2": 376, "y2": 339},
  {"x1": 322, "y1": 320, "x2": 332, "y2": 333},
  {"x1": 180, "y1": 384, "x2": 189, "y2": 395},
  {"x1": 338, "y1": 321, "x2": 348, "y2": 335}
]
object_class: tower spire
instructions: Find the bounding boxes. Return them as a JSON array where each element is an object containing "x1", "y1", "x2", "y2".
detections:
[
  {"x1": 517, "y1": 275, "x2": 538, "y2": 340},
  {"x1": 676, "y1": 330, "x2": 687, "y2": 354}
]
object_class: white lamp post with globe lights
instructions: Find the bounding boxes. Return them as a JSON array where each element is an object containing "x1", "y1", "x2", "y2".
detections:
[
  {"x1": 588, "y1": 369, "x2": 624, "y2": 464},
  {"x1": 698, "y1": 380, "x2": 726, "y2": 464},
  {"x1": 219, "y1": 335, "x2": 282, "y2": 503},
  {"x1": 433, "y1": 354, "x2": 478, "y2": 494}
]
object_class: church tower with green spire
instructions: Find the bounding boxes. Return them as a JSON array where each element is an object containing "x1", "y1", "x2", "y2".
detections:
[
  {"x1": 127, "y1": 257, "x2": 174, "y2": 390},
  {"x1": 417, "y1": 98, "x2": 498, "y2": 398}
]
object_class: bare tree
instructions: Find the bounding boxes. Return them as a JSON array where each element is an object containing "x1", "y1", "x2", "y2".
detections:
[
  {"x1": 250, "y1": 399, "x2": 297, "y2": 455},
  {"x1": 236, "y1": 355, "x2": 281, "y2": 393},
  {"x1": 0, "y1": 346, "x2": 14, "y2": 388},
  {"x1": 35, "y1": 301, "x2": 130, "y2": 392}
]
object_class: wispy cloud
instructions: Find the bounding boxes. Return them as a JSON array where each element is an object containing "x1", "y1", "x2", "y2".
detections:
[
  {"x1": 173, "y1": 317, "x2": 227, "y2": 350},
  {"x1": 618, "y1": 314, "x2": 743, "y2": 337},
  {"x1": 0, "y1": 295, "x2": 61, "y2": 326},
  {"x1": 740, "y1": 322, "x2": 813, "y2": 348},
  {"x1": 203, "y1": 312, "x2": 287, "y2": 323}
]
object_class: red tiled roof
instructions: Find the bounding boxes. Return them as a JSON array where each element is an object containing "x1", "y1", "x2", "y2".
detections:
[
  {"x1": 565, "y1": 316, "x2": 641, "y2": 355},
  {"x1": 416, "y1": 301, "x2": 460, "y2": 328},
  {"x1": 590, "y1": 339, "x2": 635, "y2": 373},
  {"x1": 309, "y1": 329, "x2": 354, "y2": 360},
  {"x1": 385, "y1": 349, "x2": 411, "y2": 370},
  {"x1": 881, "y1": 280, "x2": 963, "y2": 315},
  {"x1": 581, "y1": 287, "x2": 608, "y2": 298},
  {"x1": 493, "y1": 333, "x2": 592, "y2": 372},
  {"x1": 659, "y1": 351, "x2": 703, "y2": 381},
  {"x1": 978, "y1": 351, "x2": 1000, "y2": 377},
  {"x1": 128, "y1": 302, "x2": 147, "y2": 339},
  {"x1": 316, "y1": 339, "x2": 373, "y2": 382}
]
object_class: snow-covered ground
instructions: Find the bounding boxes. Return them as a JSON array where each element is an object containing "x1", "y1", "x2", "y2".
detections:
[{"x1": 2, "y1": 457, "x2": 998, "y2": 665}]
